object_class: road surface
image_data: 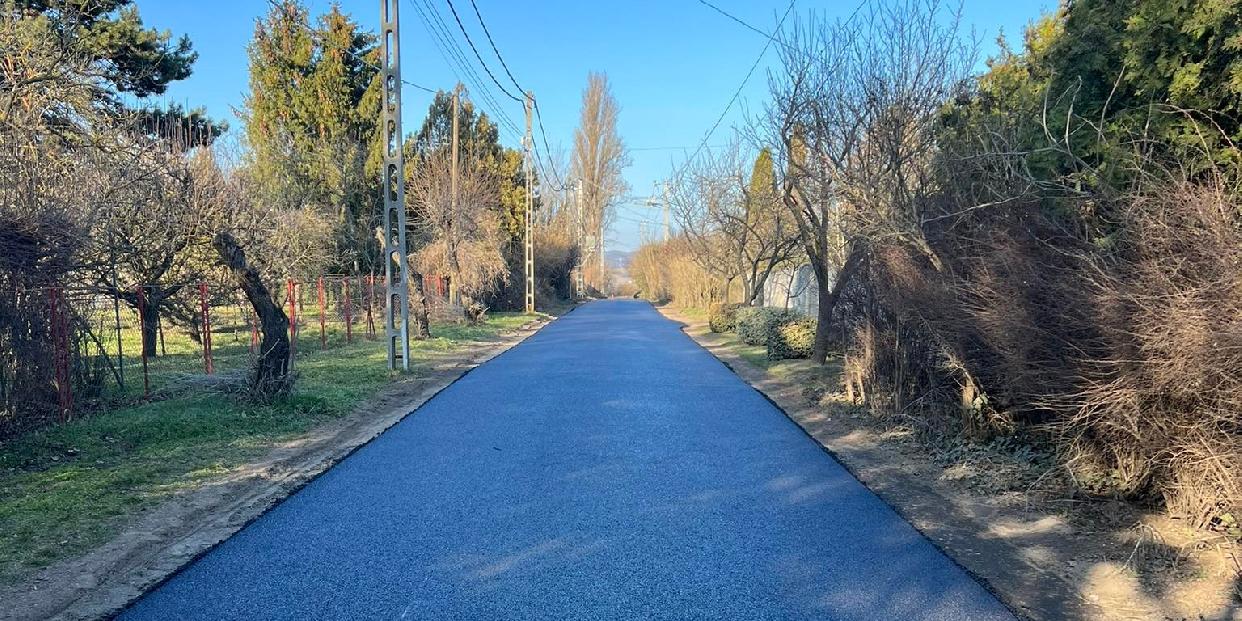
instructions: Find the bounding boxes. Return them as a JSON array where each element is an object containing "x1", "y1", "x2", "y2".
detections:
[{"x1": 121, "y1": 300, "x2": 1016, "y2": 620}]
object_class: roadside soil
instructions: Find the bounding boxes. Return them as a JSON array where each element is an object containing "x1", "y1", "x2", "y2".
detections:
[
  {"x1": 663, "y1": 307, "x2": 1242, "y2": 621},
  {"x1": 0, "y1": 316, "x2": 552, "y2": 621}
]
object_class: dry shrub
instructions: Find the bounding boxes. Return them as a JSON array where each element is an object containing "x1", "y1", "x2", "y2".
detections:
[
  {"x1": 481, "y1": 226, "x2": 577, "y2": 311},
  {"x1": 842, "y1": 180, "x2": 1241, "y2": 524},
  {"x1": 1069, "y1": 182, "x2": 1242, "y2": 523},
  {"x1": 534, "y1": 225, "x2": 578, "y2": 303},
  {"x1": 837, "y1": 272, "x2": 961, "y2": 430},
  {"x1": 630, "y1": 238, "x2": 721, "y2": 307}
]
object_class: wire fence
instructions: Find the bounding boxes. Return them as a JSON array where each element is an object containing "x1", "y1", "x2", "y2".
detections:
[{"x1": 1, "y1": 273, "x2": 453, "y2": 430}]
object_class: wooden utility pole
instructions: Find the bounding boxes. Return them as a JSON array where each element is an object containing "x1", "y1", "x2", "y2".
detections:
[
  {"x1": 523, "y1": 91, "x2": 535, "y2": 313},
  {"x1": 449, "y1": 82, "x2": 461, "y2": 306},
  {"x1": 380, "y1": 0, "x2": 410, "y2": 371}
]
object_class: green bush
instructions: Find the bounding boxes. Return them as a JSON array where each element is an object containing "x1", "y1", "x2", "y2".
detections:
[
  {"x1": 707, "y1": 303, "x2": 745, "y2": 333},
  {"x1": 731, "y1": 306, "x2": 761, "y2": 342},
  {"x1": 767, "y1": 317, "x2": 817, "y2": 360},
  {"x1": 736, "y1": 307, "x2": 800, "y2": 346}
]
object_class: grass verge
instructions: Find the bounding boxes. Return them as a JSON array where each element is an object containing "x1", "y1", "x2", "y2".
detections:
[{"x1": 0, "y1": 312, "x2": 535, "y2": 584}]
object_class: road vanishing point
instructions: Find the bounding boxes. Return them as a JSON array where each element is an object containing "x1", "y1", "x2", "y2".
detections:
[{"x1": 120, "y1": 300, "x2": 1017, "y2": 620}]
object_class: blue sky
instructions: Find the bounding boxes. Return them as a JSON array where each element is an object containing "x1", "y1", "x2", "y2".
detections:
[{"x1": 139, "y1": 0, "x2": 1054, "y2": 252}]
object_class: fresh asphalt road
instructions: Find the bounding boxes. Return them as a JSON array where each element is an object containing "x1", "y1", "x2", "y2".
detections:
[{"x1": 121, "y1": 300, "x2": 1017, "y2": 620}]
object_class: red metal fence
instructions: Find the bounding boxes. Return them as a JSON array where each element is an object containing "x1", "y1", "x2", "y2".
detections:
[{"x1": 0, "y1": 273, "x2": 452, "y2": 428}]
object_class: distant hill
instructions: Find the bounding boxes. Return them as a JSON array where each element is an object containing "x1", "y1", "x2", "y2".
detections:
[{"x1": 606, "y1": 250, "x2": 633, "y2": 269}]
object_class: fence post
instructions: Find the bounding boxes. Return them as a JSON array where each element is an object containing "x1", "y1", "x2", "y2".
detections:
[
  {"x1": 317, "y1": 276, "x2": 326, "y2": 349},
  {"x1": 250, "y1": 308, "x2": 259, "y2": 355},
  {"x1": 135, "y1": 285, "x2": 150, "y2": 399},
  {"x1": 199, "y1": 282, "x2": 214, "y2": 374},
  {"x1": 366, "y1": 272, "x2": 376, "y2": 339},
  {"x1": 112, "y1": 282, "x2": 124, "y2": 390},
  {"x1": 343, "y1": 278, "x2": 353, "y2": 344},
  {"x1": 287, "y1": 278, "x2": 297, "y2": 368},
  {"x1": 48, "y1": 287, "x2": 71, "y2": 419}
]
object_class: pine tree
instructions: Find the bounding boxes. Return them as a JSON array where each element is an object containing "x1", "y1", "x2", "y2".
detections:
[
  {"x1": 10, "y1": 0, "x2": 196, "y2": 99},
  {"x1": 242, "y1": 1, "x2": 382, "y2": 272}
]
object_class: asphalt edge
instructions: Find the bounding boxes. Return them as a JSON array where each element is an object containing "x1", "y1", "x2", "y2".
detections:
[
  {"x1": 654, "y1": 304, "x2": 1038, "y2": 621},
  {"x1": 48, "y1": 313, "x2": 563, "y2": 621}
]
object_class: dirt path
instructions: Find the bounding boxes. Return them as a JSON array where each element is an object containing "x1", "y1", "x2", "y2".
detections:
[
  {"x1": 1, "y1": 317, "x2": 551, "y2": 621},
  {"x1": 662, "y1": 307, "x2": 1241, "y2": 621}
]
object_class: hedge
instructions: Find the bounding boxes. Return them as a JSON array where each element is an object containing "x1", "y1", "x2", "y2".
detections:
[
  {"x1": 708, "y1": 303, "x2": 745, "y2": 333},
  {"x1": 767, "y1": 316, "x2": 817, "y2": 360},
  {"x1": 736, "y1": 307, "x2": 800, "y2": 346}
]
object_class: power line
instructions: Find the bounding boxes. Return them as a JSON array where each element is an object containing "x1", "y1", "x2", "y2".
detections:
[
  {"x1": 630, "y1": 144, "x2": 727, "y2": 152},
  {"x1": 466, "y1": 0, "x2": 525, "y2": 94},
  {"x1": 427, "y1": 0, "x2": 523, "y2": 134},
  {"x1": 406, "y1": 0, "x2": 511, "y2": 135},
  {"x1": 408, "y1": 0, "x2": 522, "y2": 136},
  {"x1": 672, "y1": 0, "x2": 795, "y2": 179},
  {"x1": 437, "y1": 0, "x2": 567, "y2": 192},
  {"x1": 462, "y1": 0, "x2": 566, "y2": 190},
  {"x1": 443, "y1": 0, "x2": 523, "y2": 102},
  {"x1": 529, "y1": 104, "x2": 565, "y2": 191},
  {"x1": 457, "y1": 0, "x2": 565, "y2": 191},
  {"x1": 695, "y1": 0, "x2": 781, "y2": 43},
  {"x1": 402, "y1": 78, "x2": 436, "y2": 94}
]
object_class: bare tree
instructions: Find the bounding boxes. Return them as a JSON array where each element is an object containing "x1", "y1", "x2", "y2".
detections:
[
  {"x1": 760, "y1": 10, "x2": 864, "y2": 362},
  {"x1": 760, "y1": 0, "x2": 973, "y2": 362},
  {"x1": 408, "y1": 149, "x2": 509, "y2": 318},
  {"x1": 213, "y1": 232, "x2": 291, "y2": 399},
  {"x1": 570, "y1": 72, "x2": 630, "y2": 290},
  {"x1": 671, "y1": 140, "x2": 801, "y2": 306}
]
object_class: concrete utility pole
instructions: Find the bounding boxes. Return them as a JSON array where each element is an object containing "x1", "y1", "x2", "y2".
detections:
[
  {"x1": 523, "y1": 91, "x2": 535, "y2": 313},
  {"x1": 449, "y1": 82, "x2": 461, "y2": 306},
  {"x1": 662, "y1": 181, "x2": 671, "y2": 242},
  {"x1": 575, "y1": 179, "x2": 584, "y2": 298},
  {"x1": 380, "y1": 0, "x2": 410, "y2": 371}
]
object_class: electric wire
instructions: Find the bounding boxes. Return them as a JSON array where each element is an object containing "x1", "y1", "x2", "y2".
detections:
[
  {"x1": 671, "y1": 0, "x2": 795, "y2": 180},
  {"x1": 408, "y1": 0, "x2": 522, "y2": 136},
  {"x1": 455, "y1": 0, "x2": 566, "y2": 191},
  {"x1": 406, "y1": 0, "x2": 514, "y2": 136},
  {"x1": 402, "y1": 78, "x2": 436, "y2": 93},
  {"x1": 442, "y1": 0, "x2": 523, "y2": 102},
  {"x1": 425, "y1": 1, "x2": 523, "y2": 136},
  {"x1": 466, "y1": 0, "x2": 526, "y2": 95},
  {"x1": 695, "y1": 0, "x2": 782, "y2": 43}
]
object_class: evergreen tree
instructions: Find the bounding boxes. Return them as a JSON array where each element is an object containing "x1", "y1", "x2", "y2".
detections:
[
  {"x1": 9, "y1": 0, "x2": 196, "y2": 99},
  {"x1": 944, "y1": 0, "x2": 1242, "y2": 192},
  {"x1": 242, "y1": 1, "x2": 381, "y2": 272}
]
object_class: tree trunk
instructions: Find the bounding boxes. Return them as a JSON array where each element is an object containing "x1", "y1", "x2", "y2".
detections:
[
  {"x1": 139, "y1": 300, "x2": 160, "y2": 358},
  {"x1": 410, "y1": 273, "x2": 432, "y2": 340},
  {"x1": 811, "y1": 246, "x2": 865, "y2": 364},
  {"x1": 212, "y1": 232, "x2": 291, "y2": 399}
]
